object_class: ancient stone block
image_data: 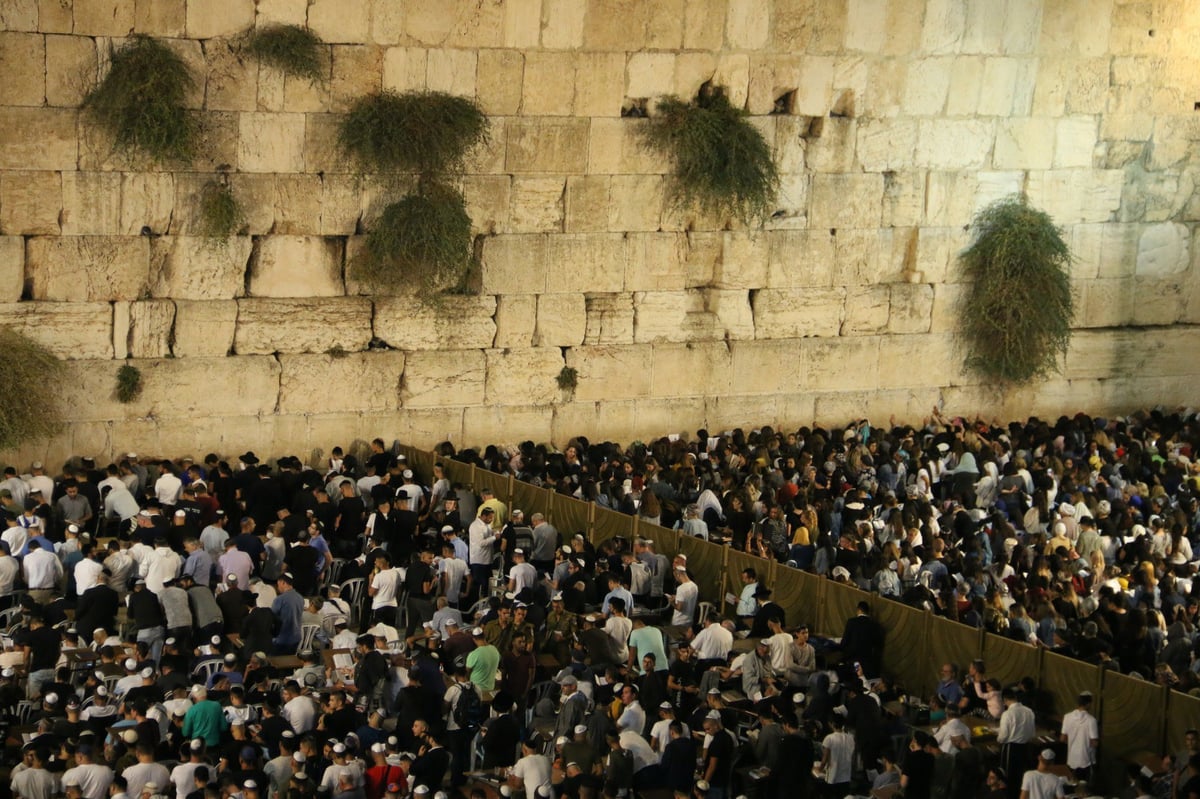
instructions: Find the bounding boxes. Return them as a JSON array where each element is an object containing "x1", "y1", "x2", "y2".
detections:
[
  {"x1": 903, "y1": 57, "x2": 952, "y2": 116},
  {"x1": 238, "y1": 112, "x2": 306, "y2": 173},
  {"x1": 626, "y1": 52, "x2": 676, "y2": 100},
  {"x1": 1136, "y1": 222, "x2": 1190, "y2": 277},
  {"x1": 929, "y1": 282, "x2": 969, "y2": 334},
  {"x1": 234, "y1": 297, "x2": 373, "y2": 354},
  {"x1": 462, "y1": 174, "x2": 512, "y2": 236},
  {"x1": 727, "y1": 339, "x2": 803, "y2": 395},
  {"x1": 0, "y1": 237, "x2": 23, "y2": 304},
  {"x1": 506, "y1": 119, "x2": 590, "y2": 174},
  {"x1": 586, "y1": 119, "x2": 664, "y2": 175},
  {"x1": 247, "y1": 236, "x2": 345, "y2": 298},
  {"x1": 484, "y1": 347, "x2": 563, "y2": 406},
  {"x1": 1053, "y1": 116, "x2": 1097, "y2": 169},
  {"x1": 634, "y1": 289, "x2": 753, "y2": 344},
  {"x1": 510, "y1": 177, "x2": 566, "y2": 233},
  {"x1": 126, "y1": 300, "x2": 176, "y2": 359},
  {"x1": 809, "y1": 174, "x2": 884, "y2": 229},
  {"x1": 71, "y1": 0, "x2": 134, "y2": 35},
  {"x1": 915, "y1": 119, "x2": 994, "y2": 169},
  {"x1": 171, "y1": 300, "x2": 238, "y2": 357},
  {"x1": 522, "y1": 52, "x2": 576, "y2": 116},
  {"x1": 27, "y1": 236, "x2": 149, "y2": 301},
  {"x1": 575, "y1": 52, "x2": 625, "y2": 117},
  {"x1": 647, "y1": 341, "x2": 733, "y2": 398},
  {"x1": 382, "y1": 47, "x2": 428, "y2": 93},
  {"x1": 888, "y1": 283, "x2": 935, "y2": 334},
  {"x1": 44, "y1": 35, "x2": 96, "y2": 108},
  {"x1": 992, "y1": 117, "x2": 1054, "y2": 170},
  {"x1": 710, "y1": 232, "x2": 768, "y2": 290},
  {"x1": 120, "y1": 173, "x2": 174, "y2": 236},
  {"x1": 0, "y1": 171, "x2": 60, "y2": 235},
  {"x1": 424, "y1": 48, "x2": 475, "y2": 98},
  {"x1": 564, "y1": 176, "x2": 610, "y2": 234},
  {"x1": 279, "y1": 351, "x2": 405, "y2": 413},
  {"x1": 309, "y1": 0, "x2": 370, "y2": 42},
  {"x1": 806, "y1": 117, "x2": 857, "y2": 174},
  {"x1": 204, "y1": 39, "x2": 258, "y2": 112},
  {"x1": 185, "y1": 0, "x2": 253, "y2": 38},
  {"x1": 543, "y1": 0, "x2": 586, "y2": 48},
  {"x1": 608, "y1": 175, "x2": 663, "y2": 232},
  {"x1": 482, "y1": 235, "x2": 547, "y2": 295},
  {"x1": 623, "y1": 233, "x2": 687, "y2": 292},
  {"x1": 0, "y1": 0, "x2": 37, "y2": 30},
  {"x1": 0, "y1": 108, "x2": 76, "y2": 170},
  {"x1": 61, "y1": 172, "x2": 122, "y2": 236},
  {"x1": 135, "y1": 0, "x2": 186, "y2": 36},
  {"x1": 535, "y1": 294, "x2": 586, "y2": 347},
  {"x1": 853, "y1": 118, "x2": 915, "y2": 172},
  {"x1": 794, "y1": 56, "x2": 835, "y2": 115},
  {"x1": 401, "y1": 349, "x2": 486, "y2": 408},
  {"x1": 544, "y1": 233, "x2": 626, "y2": 294},
  {"x1": 751, "y1": 288, "x2": 844, "y2": 338},
  {"x1": 583, "y1": 293, "x2": 635, "y2": 345},
  {"x1": 563, "y1": 345, "x2": 652, "y2": 401},
  {"x1": 476, "y1": 49, "x2": 524, "y2": 115},
  {"x1": 0, "y1": 33, "x2": 44, "y2": 106},
  {"x1": 1025, "y1": 170, "x2": 1123, "y2": 224},
  {"x1": 803, "y1": 335, "x2": 880, "y2": 391},
  {"x1": 493, "y1": 295, "x2": 536, "y2": 348},
  {"x1": 373, "y1": 296, "x2": 497, "y2": 352},
  {"x1": 0, "y1": 301, "x2": 114, "y2": 359},
  {"x1": 149, "y1": 237, "x2": 251, "y2": 301}
]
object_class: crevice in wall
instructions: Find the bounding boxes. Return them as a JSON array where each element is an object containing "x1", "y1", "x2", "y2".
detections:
[
  {"x1": 621, "y1": 98, "x2": 648, "y2": 118},
  {"x1": 244, "y1": 235, "x2": 261, "y2": 298},
  {"x1": 771, "y1": 90, "x2": 796, "y2": 115}
]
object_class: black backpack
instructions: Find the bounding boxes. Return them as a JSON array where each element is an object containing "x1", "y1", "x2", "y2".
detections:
[{"x1": 453, "y1": 682, "x2": 485, "y2": 729}]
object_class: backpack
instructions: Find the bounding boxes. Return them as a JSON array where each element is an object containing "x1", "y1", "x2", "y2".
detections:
[{"x1": 453, "y1": 682, "x2": 486, "y2": 729}]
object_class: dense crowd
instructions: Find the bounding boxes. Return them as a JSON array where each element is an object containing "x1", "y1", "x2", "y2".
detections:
[{"x1": 1, "y1": 406, "x2": 1198, "y2": 799}]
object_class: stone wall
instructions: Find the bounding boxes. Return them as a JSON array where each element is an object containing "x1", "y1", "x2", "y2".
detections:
[{"x1": 1, "y1": 0, "x2": 1199, "y2": 465}]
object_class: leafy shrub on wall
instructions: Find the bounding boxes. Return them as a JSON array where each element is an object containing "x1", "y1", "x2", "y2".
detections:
[
  {"x1": 244, "y1": 24, "x2": 325, "y2": 81},
  {"x1": 0, "y1": 329, "x2": 64, "y2": 450}
]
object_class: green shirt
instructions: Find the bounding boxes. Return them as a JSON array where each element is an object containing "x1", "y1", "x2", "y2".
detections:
[
  {"x1": 182, "y1": 698, "x2": 229, "y2": 747},
  {"x1": 466, "y1": 643, "x2": 501, "y2": 691}
]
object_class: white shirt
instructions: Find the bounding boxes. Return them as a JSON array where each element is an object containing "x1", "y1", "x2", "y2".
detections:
[
  {"x1": 671, "y1": 580, "x2": 698, "y2": 626},
  {"x1": 155, "y1": 472, "x2": 183, "y2": 506},
  {"x1": 170, "y1": 762, "x2": 205, "y2": 799},
  {"x1": 1020, "y1": 769, "x2": 1065, "y2": 799},
  {"x1": 997, "y1": 701, "x2": 1036, "y2": 744},
  {"x1": 508, "y1": 561, "x2": 537, "y2": 594},
  {"x1": 766, "y1": 631, "x2": 794, "y2": 671},
  {"x1": 122, "y1": 761, "x2": 169, "y2": 799},
  {"x1": 61, "y1": 763, "x2": 114, "y2": 799},
  {"x1": 619, "y1": 729, "x2": 658, "y2": 769},
  {"x1": 821, "y1": 730, "x2": 855, "y2": 784},
  {"x1": 935, "y1": 717, "x2": 971, "y2": 753},
  {"x1": 1060, "y1": 708, "x2": 1099, "y2": 769},
  {"x1": 617, "y1": 700, "x2": 646, "y2": 735},
  {"x1": 606, "y1": 615, "x2": 633, "y2": 662},
  {"x1": 511, "y1": 753, "x2": 552, "y2": 796},
  {"x1": 2, "y1": 527, "x2": 27, "y2": 559},
  {"x1": 468, "y1": 518, "x2": 499, "y2": 565},
  {"x1": 690, "y1": 622, "x2": 733, "y2": 661},
  {"x1": 370, "y1": 568, "x2": 401, "y2": 609},
  {"x1": 74, "y1": 557, "x2": 104, "y2": 594},
  {"x1": 23, "y1": 548, "x2": 61, "y2": 590},
  {"x1": 736, "y1": 583, "x2": 758, "y2": 616},
  {"x1": 145, "y1": 546, "x2": 182, "y2": 594},
  {"x1": 438, "y1": 557, "x2": 469, "y2": 603},
  {"x1": 283, "y1": 694, "x2": 316, "y2": 734}
]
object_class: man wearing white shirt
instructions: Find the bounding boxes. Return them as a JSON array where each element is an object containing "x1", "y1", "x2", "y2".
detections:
[
  {"x1": 60, "y1": 743, "x2": 114, "y2": 799},
  {"x1": 73, "y1": 546, "x2": 105, "y2": 595},
  {"x1": 25, "y1": 462, "x2": 54, "y2": 504},
  {"x1": 468, "y1": 507, "x2": 501, "y2": 601},
  {"x1": 281, "y1": 680, "x2": 316, "y2": 734},
  {"x1": 368, "y1": 552, "x2": 401, "y2": 627},
  {"x1": 1059, "y1": 692, "x2": 1099, "y2": 781},
  {"x1": 437, "y1": 543, "x2": 469, "y2": 606},
  {"x1": 23, "y1": 540, "x2": 62, "y2": 603},
  {"x1": 735, "y1": 568, "x2": 759, "y2": 626},
  {"x1": 667, "y1": 566, "x2": 698, "y2": 628},
  {"x1": 144, "y1": 539, "x2": 182, "y2": 595},
  {"x1": 616, "y1": 683, "x2": 646, "y2": 736},
  {"x1": 155, "y1": 462, "x2": 183, "y2": 507},
  {"x1": 934, "y1": 706, "x2": 972, "y2": 753},
  {"x1": 690, "y1": 615, "x2": 733, "y2": 666},
  {"x1": 507, "y1": 548, "x2": 537, "y2": 595},
  {"x1": 605, "y1": 598, "x2": 633, "y2": 663}
]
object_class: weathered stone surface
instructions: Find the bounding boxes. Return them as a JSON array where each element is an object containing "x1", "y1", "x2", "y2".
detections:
[
  {"x1": 1054, "y1": 116, "x2": 1098, "y2": 169},
  {"x1": 510, "y1": 177, "x2": 566, "y2": 233},
  {"x1": 711, "y1": 232, "x2": 768, "y2": 289},
  {"x1": 0, "y1": 171, "x2": 61, "y2": 235},
  {"x1": 185, "y1": 0, "x2": 253, "y2": 38},
  {"x1": 172, "y1": 300, "x2": 238, "y2": 358},
  {"x1": 0, "y1": 301, "x2": 114, "y2": 359},
  {"x1": 0, "y1": 108, "x2": 76, "y2": 170},
  {"x1": 728, "y1": 339, "x2": 804, "y2": 395},
  {"x1": 26, "y1": 236, "x2": 149, "y2": 301},
  {"x1": 608, "y1": 175, "x2": 663, "y2": 232},
  {"x1": 0, "y1": 237, "x2": 22, "y2": 303},
  {"x1": 993, "y1": 117, "x2": 1055, "y2": 170},
  {"x1": 1136, "y1": 222, "x2": 1190, "y2": 277},
  {"x1": 126, "y1": 300, "x2": 176, "y2": 359},
  {"x1": 60, "y1": 172, "x2": 122, "y2": 236},
  {"x1": 204, "y1": 39, "x2": 258, "y2": 112},
  {"x1": 545, "y1": 233, "x2": 626, "y2": 294},
  {"x1": 751, "y1": 287, "x2": 844, "y2": 339},
  {"x1": 634, "y1": 289, "x2": 754, "y2": 343},
  {"x1": 149, "y1": 237, "x2": 250, "y2": 301},
  {"x1": 534, "y1": 294, "x2": 586, "y2": 347},
  {"x1": 0, "y1": 33, "x2": 45, "y2": 106},
  {"x1": 888, "y1": 283, "x2": 935, "y2": 334},
  {"x1": 623, "y1": 233, "x2": 687, "y2": 291},
  {"x1": 424, "y1": 48, "x2": 475, "y2": 98},
  {"x1": 915, "y1": 119, "x2": 994, "y2": 170},
  {"x1": 1025, "y1": 169, "x2": 1124, "y2": 224},
  {"x1": 766, "y1": 229, "x2": 835, "y2": 288},
  {"x1": 564, "y1": 345, "x2": 652, "y2": 401},
  {"x1": 522, "y1": 52, "x2": 576, "y2": 116},
  {"x1": 809, "y1": 174, "x2": 884, "y2": 229},
  {"x1": 856, "y1": 119, "x2": 918, "y2": 172},
  {"x1": 493, "y1": 295, "x2": 536, "y2": 348},
  {"x1": 484, "y1": 347, "x2": 563, "y2": 405},
  {"x1": 575, "y1": 52, "x2": 625, "y2": 116},
  {"x1": 476, "y1": 49, "x2": 524, "y2": 115},
  {"x1": 247, "y1": 236, "x2": 345, "y2": 298},
  {"x1": 72, "y1": 0, "x2": 134, "y2": 35},
  {"x1": 309, "y1": 0, "x2": 369, "y2": 42},
  {"x1": 381, "y1": 47, "x2": 427, "y2": 92},
  {"x1": 278, "y1": 351, "x2": 404, "y2": 414},
  {"x1": 586, "y1": 119, "x2": 665, "y2": 175},
  {"x1": 238, "y1": 113, "x2": 307, "y2": 173},
  {"x1": 506, "y1": 119, "x2": 590, "y2": 174},
  {"x1": 373, "y1": 296, "x2": 497, "y2": 351},
  {"x1": 401, "y1": 349, "x2": 485, "y2": 408},
  {"x1": 135, "y1": 0, "x2": 186, "y2": 36},
  {"x1": 583, "y1": 293, "x2": 635, "y2": 345},
  {"x1": 234, "y1": 298, "x2": 373, "y2": 354},
  {"x1": 120, "y1": 173, "x2": 175, "y2": 236},
  {"x1": 648, "y1": 341, "x2": 732, "y2": 398}
]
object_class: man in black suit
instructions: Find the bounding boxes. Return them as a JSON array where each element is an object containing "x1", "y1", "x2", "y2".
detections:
[{"x1": 840, "y1": 600, "x2": 884, "y2": 678}]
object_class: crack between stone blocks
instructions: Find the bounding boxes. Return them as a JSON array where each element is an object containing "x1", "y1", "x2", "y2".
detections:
[{"x1": 271, "y1": 352, "x2": 282, "y2": 415}]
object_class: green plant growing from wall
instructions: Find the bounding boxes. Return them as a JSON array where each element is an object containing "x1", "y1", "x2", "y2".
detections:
[
  {"x1": 197, "y1": 180, "x2": 245, "y2": 239},
  {"x1": 959, "y1": 195, "x2": 1074, "y2": 384},
  {"x1": 557, "y1": 366, "x2": 579, "y2": 393},
  {"x1": 82, "y1": 35, "x2": 198, "y2": 163},
  {"x1": 244, "y1": 24, "x2": 325, "y2": 81},
  {"x1": 640, "y1": 85, "x2": 779, "y2": 224},
  {"x1": 340, "y1": 90, "x2": 489, "y2": 293},
  {"x1": 0, "y1": 329, "x2": 64, "y2": 450},
  {"x1": 115, "y1": 364, "x2": 143, "y2": 404}
]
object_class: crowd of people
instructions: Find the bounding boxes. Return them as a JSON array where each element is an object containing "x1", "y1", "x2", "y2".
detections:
[{"x1": 0, "y1": 405, "x2": 1197, "y2": 799}]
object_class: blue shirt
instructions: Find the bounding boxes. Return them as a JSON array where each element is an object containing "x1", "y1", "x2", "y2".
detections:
[
  {"x1": 602, "y1": 586, "x2": 634, "y2": 616},
  {"x1": 184, "y1": 549, "x2": 215, "y2": 586},
  {"x1": 309, "y1": 534, "x2": 331, "y2": 573},
  {"x1": 272, "y1": 588, "x2": 304, "y2": 647}
]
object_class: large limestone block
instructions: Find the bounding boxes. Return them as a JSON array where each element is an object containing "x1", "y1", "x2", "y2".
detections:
[
  {"x1": 650, "y1": 341, "x2": 733, "y2": 398},
  {"x1": 172, "y1": 300, "x2": 238, "y2": 357},
  {"x1": 928, "y1": 282, "x2": 968, "y2": 333},
  {"x1": 0, "y1": 108, "x2": 76, "y2": 170},
  {"x1": 309, "y1": 0, "x2": 369, "y2": 42},
  {"x1": 583, "y1": 294, "x2": 634, "y2": 345},
  {"x1": 247, "y1": 236, "x2": 345, "y2": 298},
  {"x1": 126, "y1": 300, "x2": 176, "y2": 359},
  {"x1": 273, "y1": 174, "x2": 322, "y2": 235},
  {"x1": 135, "y1": 0, "x2": 186, "y2": 36},
  {"x1": 0, "y1": 0, "x2": 37, "y2": 30},
  {"x1": 682, "y1": 0, "x2": 726, "y2": 50},
  {"x1": 842, "y1": 286, "x2": 890, "y2": 334},
  {"x1": 725, "y1": 0, "x2": 769, "y2": 48},
  {"x1": 921, "y1": 0, "x2": 965, "y2": 54},
  {"x1": 0, "y1": 238, "x2": 22, "y2": 303},
  {"x1": 1025, "y1": 170, "x2": 1123, "y2": 224},
  {"x1": 1071, "y1": 223, "x2": 1139, "y2": 280},
  {"x1": 794, "y1": 56, "x2": 835, "y2": 116},
  {"x1": 482, "y1": 235, "x2": 548, "y2": 295},
  {"x1": 205, "y1": 39, "x2": 258, "y2": 112},
  {"x1": 882, "y1": 172, "x2": 925, "y2": 228},
  {"x1": 923, "y1": 171, "x2": 980, "y2": 227},
  {"x1": 522, "y1": 52, "x2": 576, "y2": 116},
  {"x1": 401, "y1": 349, "x2": 485, "y2": 408},
  {"x1": 712, "y1": 53, "x2": 750, "y2": 108},
  {"x1": 973, "y1": 171, "x2": 1023, "y2": 216},
  {"x1": 809, "y1": 174, "x2": 884, "y2": 229},
  {"x1": 506, "y1": 119, "x2": 590, "y2": 174},
  {"x1": 564, "y1": 175, "x2": 611, "y2": 234},
  {"x1": 608, "y1": 175, "x2": 663, "y2": 232},
  {"x1": 915, "y1": 119, "x2": 994, "y2": 169},
  {"x1": 461, "y1": 405, "x2": 550, "y2": 448},
  {"x1": 802, "y1": 335, "x2": 880, "y2": 391},
  {"x1": 424, "y1": 48, "x2": 475, "y2": 98},
  {"x1": 373, "y1": 296, "x2": 497, "y2": 351},
  {"x1": 27, "y1": 236, "x2": 149, "y2": 301},
  {"x1": 856, "y1": 119, "x2": 918, "y2": 172},
  {"x1": 61, "y1": 172, "x2": 122, "y2": 235},
  {"x1": 752, "y1": 288, "x2": 844, "y2": 337},
  {"x1": 845, "y1": 0, "x2": 888, "y2": 52},
  {"x1": 805, "y1": 117, "x2": 857, "y2": 174},
  {"x1": 149, "y1": 237, "x2": 251, "y2": 300},
  {"x1": 1136, "y1": 222, "x2": 1190, "y2": 277},
  {"x1": 120, "y1": 173, "x2": 175, "y2": 236},
  {"x1": 0, "y1": 33, "x2": 45, "y2": 106},
  {"x1": 278, "y1": 351, "x2": 405, "y2": 414},
  {"x1": 510, "y1": 177, "x2": 566, "y2": 233},
  {"x1": 476, "y1": 49, "x2": 524, "y2": 115},
  {"x1": 563, "y1": 345, "x2": 652, "y2": 402},
  {"x1": 833, "y1": 229, "x2": 896, "y2": 285},
  {"x1": 903, "y1": 57, "x2": 952, "y2": 116},
  {"x1": 186, "y1": 0, "x2": 253, "y2": 38},
  {"x1": 624, "y1": 233, "x2": 688, "y2": 292},
  {"x1": 1054, "y1": 116, "x2": 1098, "y2": 169},
  {"x1": 381, "y1": 47, "x2": 427, "y2": 93},
  {"x1": 462, "y1": 174, "x2": 512, "y2": 236},
  {"x1": 238, "y1": 113, "x2": 306, "y2": 173},
  {"x1": 575, "y1": 52, "x2": 625, "y2": 116},
  {"x1": 993, "y1": 117, "x2": 1054, "y2": 170},
  {"x1": 766, "y1": 229, "x2": 835, "y2": 289},
  {"x1": 494, "y1": 295, "x2": 536, "y2": 348},
  {"x1": 0, "y1": 301, "x2": 114, "y2": 359},
  {"x1": 888, "y1": 283, "x2": 935, "y2": 334},
  {"x1": 944, "y1": 55, "x2": 984, "y2": 116},
  {"x1": 729, "y1": 339, "x2": 804, "y2": 395},
  {"x1": 484, "y1": 347, "x2": 563, "y2": 405},
  {"x1": 535, "y1": 294, "x2": 586, "y2": 347},
  {"x1": 586, "y1": 119, "x2": 665, "y2": 175},
  {"x1": 626, "y1": 52, "x2": 676, "y2": 99},
  {"x1": 712, "y1": 232, "x2": 768, "y2": 289},
  {"x1": 72, "y1": 0, "x2": 134, "y2": 35},
  {"x1": 234, "y1": 298, "x2": 373, "y2": 354},
  {"x1": 543, "y1": 0, "x2": 586, "y2": 48},
  {"x1": 544, "y1": 234, "x2": 626, "y2": 294},
  {"x1": 1039, "y1": 0, "x2": 1112, "y2": 57},
  {"x1": 0, "y1": 171, "x2": 61, "y2": 235},
  {"x1": 633, "y1": 289, "x2": 753, "y2": 344}
]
